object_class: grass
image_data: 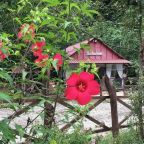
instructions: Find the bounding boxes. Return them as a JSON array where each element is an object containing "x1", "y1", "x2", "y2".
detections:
[{"x1": 97, "y1": 128, "x2": 143, "y2": 144}]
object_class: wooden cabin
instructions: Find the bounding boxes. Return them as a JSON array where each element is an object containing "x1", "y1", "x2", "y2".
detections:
[{"x1": 66, "y1": 38, "x2": 131, "y2": 90}]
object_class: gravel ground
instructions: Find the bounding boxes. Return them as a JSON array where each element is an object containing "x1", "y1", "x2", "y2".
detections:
[
  {"x1": 0, "y1": 97, "x2": 132, "y2": 143},
  {"x1": 0, "y1": 100, "x2": 131, "y2": 129}
]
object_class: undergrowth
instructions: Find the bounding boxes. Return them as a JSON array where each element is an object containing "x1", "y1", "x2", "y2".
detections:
[{"x1": 97, "y1": 128, "x2": 143, "y2": 144}]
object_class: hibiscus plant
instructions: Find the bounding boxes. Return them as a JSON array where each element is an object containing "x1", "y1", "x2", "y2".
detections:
[{"x1": 0, "y1": 0, "x2": 100, "y2": 143}]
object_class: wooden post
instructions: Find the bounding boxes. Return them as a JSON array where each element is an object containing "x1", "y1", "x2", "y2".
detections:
[{"x1": 104, "y1": 76, "x2": 119, "y2": 137}]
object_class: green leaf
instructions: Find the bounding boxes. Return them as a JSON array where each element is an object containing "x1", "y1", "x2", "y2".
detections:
[
  {"x1": 52, "y1": 60, "x2": 58, "y2": 72},
  {"x1": 70, "y1": 3, "x2": 80, "y2": 11},
  {"x1": 15, "y1": 124, "x2": 25, "y2": 139},
  {"x1": 0, "y1": 71, "x2": 13, "y2": 86},
  {"x1": 41, "y1": 67, "x2": 47, "y2": 75},
  {"x1": 8, "y1": 8, "x2": 16, "y2": 13},
  {"x1": 13, "y1": 17, "x2": 22, "y2": 25},
  {"x1": 80, "y1": 43, "x2": 91, "y2": 51},
  {"x1": 64, "y1": 21, "x2": 72, "y2": 29},
  {"x1": 0, "y1": 92, "x2": 12, "y2": 102},
  {"x1": 22, "y1": 70, "x2": 28, "y2": 81},
  {"x1": 0, "y1": 120, "x2": 15, "y2": 142},
  {"x1": 40, "y1": 19, "x2": 50, "y2": 27},
  {"x1": 22, "y1": 24, "x2": 29, "y2": 34},
  {"x1": 50, "y1": 140, "x2": 57, "y2": 144},
  {"x1": 81, "y1": 3, "x2": 99, "y2": 18},
  {"x1": 42, "y1": 0, "x2": 60, "y2": 6}
]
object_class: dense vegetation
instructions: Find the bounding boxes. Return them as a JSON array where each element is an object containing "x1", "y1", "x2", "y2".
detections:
[
  {"x1": 0, "y1": 0, "x2": 141, "y2": 61},
  {"x1": 0, "y1": 0, "x2": 144, "y2": 143}
]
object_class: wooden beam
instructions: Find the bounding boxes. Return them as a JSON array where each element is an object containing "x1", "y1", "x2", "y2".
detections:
[
  {"x1": 92, "y1": 125, "x2": 130, "y2": 134},
  {"x1": 104, "y1": 76, "x2": 119, "y2": 137},
  {"x1": 58, "y1": 99, "x2": 110, "y2": 129},
  {"x1": 85, "y1": 115, "x2": 110, "y2": 130},
  {"x1": 119, "y1": 112, "x2": 133, "y2": 126},
  {"x1": 8, "y1": 100, "x2": 39, "y2": 120},
  {"x1": 60, "y1": 97, "x2": 106, "y2": 131},
  {"x1": 117, "y1": 98, "x2": 132, "y2": 110}
]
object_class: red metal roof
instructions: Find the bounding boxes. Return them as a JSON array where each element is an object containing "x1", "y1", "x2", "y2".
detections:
[
  {"x1": 66, "y1": 38, "x2": 131, "y2": 64},
  {"x1": 66, "y1": 38, "x2": 93, "y2": 56}
]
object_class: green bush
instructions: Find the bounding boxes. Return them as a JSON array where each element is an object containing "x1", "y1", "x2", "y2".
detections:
[
  {"x1": 97, "y1": 129, "x2": 143, "y2": 144},
  {"x1": 31, "y1": 126, "x2": 91, "y2": 144}
]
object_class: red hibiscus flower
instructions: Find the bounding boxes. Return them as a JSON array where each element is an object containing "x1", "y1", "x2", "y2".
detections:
[
  {"x1": 0, "y1": 52, "x2": 7, "y2": 60},
  {"x1": 18, "y1": 23, "x2": 35, "y2": 43},
  {"x1": 65, "y1": 72, "x2": 100, "y2": 105},
  {"x1": 53, "y1": 53, "x2": 63, "y2": 70},
  {"x1": 0, "y1": 41, "x2": 8, "y2": 61},
  {"x1": 31, "y1": 41, "x2": 45, "y2": 56},
  {"x1": 31, "y1": 40, "x2": 49, "y2": 67},
  {"x1": 35, "y1": 53, "x2": 49, "y2": 67},
  {"x1": 35, "y1": 53, "x2": 49, "y2": 63}
]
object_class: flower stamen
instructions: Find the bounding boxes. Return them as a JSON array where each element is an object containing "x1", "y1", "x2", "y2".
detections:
[{"x1": 77, "y1": 81, "x2": 87, "y2": 92}]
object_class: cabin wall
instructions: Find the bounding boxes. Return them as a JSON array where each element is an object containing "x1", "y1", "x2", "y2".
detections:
[{"x1": 72, "y1": 41, "x2": 121, "y2": 61}]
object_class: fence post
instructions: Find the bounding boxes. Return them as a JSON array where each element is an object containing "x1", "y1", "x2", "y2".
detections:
[{"x1": 104, "y1": 76, "x2": 119, "y2": 137}]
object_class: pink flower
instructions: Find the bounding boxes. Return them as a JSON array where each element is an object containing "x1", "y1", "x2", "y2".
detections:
[
  {"x1": 53, "y1": 53, "x2": 63, "y2": 70},
  {"x1": 18, "y1": 23, "x2": 35, "y2": 43},
  {"x1": 65, "y1": 72, "x2": 100, "y2": 105}
]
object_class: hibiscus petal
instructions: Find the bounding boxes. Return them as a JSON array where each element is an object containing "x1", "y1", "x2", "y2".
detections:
[
  {"x1": 53, "y1": 53, "x2": 63, "y2": 70},
  {"x1": 18, "y1": 32, "x2": 22, "y2": 39},
  {"x1": 77, "y1": 92, "x2": 91, "y2": 105},
  {"x1": 66, "y1": 73, "x2": 79, "y2": 86},
  {"x1": 53, "y1": 54, "x2": 63, "y2": 64},
  {"x1": 87, "y1": 80, "x2": 100, "y2": 95},
  {"x1": 37, "y1": 41, "x2": 45, "y2": 47},
  {"x1": 79, "y1": 72, "x2": 94, "y2": 81},
  {"x1": 65, "y1": 87, "x2": 78, "y2": 100}
]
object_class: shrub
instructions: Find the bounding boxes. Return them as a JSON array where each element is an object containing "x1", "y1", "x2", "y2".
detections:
[
  {"x1": 97, "y1": 128, "x2": 143, "y2": 144},
  {"x1": 30, "y1": 126, "x2": 91, "y2": 144}
]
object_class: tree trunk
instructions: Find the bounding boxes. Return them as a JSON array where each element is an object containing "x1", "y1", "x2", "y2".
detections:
[
  {"x1": 43, "y1": 70, "x2": 54, "y2": 128},
  {"x1": 138, "y1": 0, "x2": 144, "y2": 139}
]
